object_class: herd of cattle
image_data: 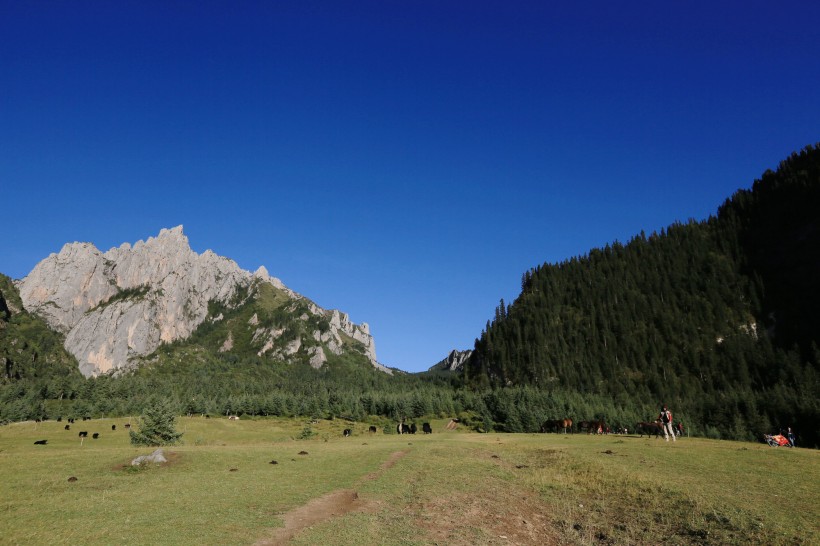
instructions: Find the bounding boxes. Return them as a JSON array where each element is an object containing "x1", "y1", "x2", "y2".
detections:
[
  {"x1": 341, "y1": 422, "x2": 434, "y2": 437},
  {"x1": 539, "y1": 417, "x2": 668, "y2": 438},
  {"x1": 31, "y1": 416, "x2": 132, "y2": 445},
  {"x1": 31, "y1": 415, "x2": 671, "y2": 446}
]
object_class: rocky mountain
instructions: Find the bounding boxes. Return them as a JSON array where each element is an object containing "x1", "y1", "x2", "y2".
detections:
[
  {"x1": 429, "y1": 349, "x2": 473, "y2": 372},
  {"x1": 15, "y1": 226, "x2": 384, "y2": 377}
]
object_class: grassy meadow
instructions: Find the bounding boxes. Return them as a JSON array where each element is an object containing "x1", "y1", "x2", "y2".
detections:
[{"x1": 1, "y1": 416, "x2": 817, "y2": 545}]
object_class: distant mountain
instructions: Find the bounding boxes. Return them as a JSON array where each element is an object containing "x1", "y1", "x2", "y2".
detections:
[
  {"x1": 463, "y1": 144, "x2": 820, "y2": 444},
  {"x1": 429, "y1": 349, "x2": 473, "y2": 372},
  {"x1": 13, "y1": 226, "x2": 386, "y2": 377}
]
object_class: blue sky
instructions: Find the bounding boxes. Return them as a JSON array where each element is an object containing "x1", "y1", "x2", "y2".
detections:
[{"x1": 2, "y1": 2, "x2": 818, "y2": 372}]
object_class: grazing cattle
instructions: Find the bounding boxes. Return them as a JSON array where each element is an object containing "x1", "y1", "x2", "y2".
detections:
[
  {"x1": 397, "y1": 423, "x2": 411, "y2": 434},
  {"x1": 92, "y1": 433, "x2": 99, "y2": 439},
  {"x1": 410, "y1": 423, "x2": 417, "y2": 434},
  {"x1": 112, "y1": 425, "x2": 116, "y2": 431},
  {"x1": 636, "y1": 421, "x2": 663, "y2": 438},
  {"x1": 369, "y1": 425, "x2": 377, "y2": 433},
  {"x1": 205, "y1": 414, "x2": 210, "y2": 419},
  {"x1": 68, "y1": 418, "x2": 75, "y2": 424},
  {"x1": 228, "y1": 415, "x2": 240, "y2": 420},
  {"x1": 422, "y1": 422, "x2": 432, "y2": 434},
  {"x1": 65, "y1": 425, "x2": 70, "y2": 430},
  {"x1": 57, "y1": 416, "x2": 62, "y2": 422},
  {"x1": 343, "y1": 429, "x2": 352, "y2": 437},
  {"x1": 34, "y1": 440, "x2": 48, "y2": 445},
  {"x1": 125, "y1": 423, "x2": 131, "y2": 428},
  {"x1": 78, "y1": 431, "x2": 88, "y2": 438}
]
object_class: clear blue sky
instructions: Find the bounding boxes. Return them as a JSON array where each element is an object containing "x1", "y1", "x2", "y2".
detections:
[{"x1": 2, "y1": 2, "x2": 818, "y2": 372}]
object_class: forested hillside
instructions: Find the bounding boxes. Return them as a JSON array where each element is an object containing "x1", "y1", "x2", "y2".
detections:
[{"x1": 466, "y1": 144, "x2": 820, "y2": 446}]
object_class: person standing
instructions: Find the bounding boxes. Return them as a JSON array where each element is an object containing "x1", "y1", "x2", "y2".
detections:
[
  {"x1": 787, "y1": 426, "x2": 796, "y2": 447},
  {"x1": 659, "y1": 405, "x2": 676, "y2": 442}
]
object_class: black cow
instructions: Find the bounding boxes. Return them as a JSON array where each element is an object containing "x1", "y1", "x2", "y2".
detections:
[
  {"x1": 422, "y1": 423, "x2": 432, "y2": 434},
  {"x1": 112, "y1": 425, "x2": 116, "y2": 431},
  {"x1": 397, "y1": 423, "x2": 411, "y2": 434},
  {"x1": 92, "y1": 433, "x2": 99, "y2": 439},
  {"x1": 369, "y1": 425, "x2": 377, "y2": 433},
  {"x1": 343, "y1": 429, "x2": 352, "y2": 437},
  {"x1": 79, "y1": 431, "x2": 88, "y2": 438},
  {"x1": 125, "y1": 423, "x2": 131, "y2": 428},
  {"x1": 57, "y1": 416, "x2": 62, "y2": 422},
  {"x1": 409, "y1": 423, "x2": 417, "y2": 434},
  {"x1": 34, "y1": 440, "x2": 48, "y2": 445},
  {"x1": 65, "y1": 425, "x2": 70, "y2": 430}
]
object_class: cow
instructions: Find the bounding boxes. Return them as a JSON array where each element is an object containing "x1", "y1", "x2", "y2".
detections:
[
  {"x1": 125, "y1": 423, "x2": 131, "y2": 428},
  {"x1": 397, "y1": 423, "x2": 411, "y2": 434},
  {"x1": 112, "y1": 425, "x2": 116, "y2": 431},
  {"x1": 57, "y1": 416, "x2": 62, "y2": 422},
  {"x1": 34, "y1": 440, "x2": 48, "y2": 445},
  {"x1": 410, "y1": 423, "x2": 417, "y2": 434},
  {"x1": 636, "y1": 421, "x2": 663, "y2": 438},
  {"x1": 92, "y1": 433, "x2": 99, "y2": 439},
  {"x1": 369, "y1": 425, "x2": 378, "y2": 433},
  {"x1": 78, "y1": 431, "x2": 88, "y2": 438},
  {"x1": 205, "y1": 414, "x2": 210, "y2": 419},
  {"x1": 64, "y1": 425, "x2": 70, "y2": 430},
  {"x1": 422, "y1": 422, "x2": 433, "y2": 434},
  {"x1": 343, "y1": 429, "x2": 352, "y2": 437}
]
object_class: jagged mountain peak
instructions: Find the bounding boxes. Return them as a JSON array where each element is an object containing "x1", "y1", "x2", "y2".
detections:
[{"x1": 17, "y1": 227, "x2": 381, "y2": 377}]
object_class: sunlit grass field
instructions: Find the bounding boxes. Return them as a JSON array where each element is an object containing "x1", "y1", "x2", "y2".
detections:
[{"x1": 1, "y1": 416, "x2": 816, "y2": 545}]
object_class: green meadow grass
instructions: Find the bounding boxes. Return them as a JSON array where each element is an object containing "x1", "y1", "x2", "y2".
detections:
[{"x1": 1, "y1": 418, "x2": 816, "y2": 545}]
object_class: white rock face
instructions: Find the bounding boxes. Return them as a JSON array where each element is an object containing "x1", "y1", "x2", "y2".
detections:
[{"x1": 17, "y1": 226, "x2": 382, "y2": 376}]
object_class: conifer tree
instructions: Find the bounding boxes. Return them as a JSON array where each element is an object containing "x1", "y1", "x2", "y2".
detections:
[{"x1": 129, "y1": 398, "x2": 183, "y2": 446}]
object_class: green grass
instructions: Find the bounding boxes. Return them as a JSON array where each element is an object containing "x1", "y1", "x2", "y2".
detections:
[{"x1": 1, "y1": 419, "x2": 817, "y2": 545}]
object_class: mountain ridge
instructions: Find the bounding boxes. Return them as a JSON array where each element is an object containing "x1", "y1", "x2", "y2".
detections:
[{"x1": 15, "y1": 226, "x2": 383, "y2": 377}]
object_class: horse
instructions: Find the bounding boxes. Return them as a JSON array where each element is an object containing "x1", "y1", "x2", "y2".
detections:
[{"x1": 636, "y1": 421, "x2": 663, "y2": 438}]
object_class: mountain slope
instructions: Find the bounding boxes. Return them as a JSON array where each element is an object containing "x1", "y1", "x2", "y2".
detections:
[
  {"x1": 464, "y1": 144, "x2": 820, "y2": 444},
  {"x1": 0, "y1": 273, "x2": 81, "y2": 382},
  {"x1": 15, "y1": 226, "x2": 382, "y2": 376}
]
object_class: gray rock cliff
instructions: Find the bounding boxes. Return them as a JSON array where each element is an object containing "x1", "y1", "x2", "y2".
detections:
[
  {"x1": 17, "y1": 226, "x2": 381, "y2": 376},
  {"x1": 429, "y1": 349, "x2": 473, "y2": 372}
]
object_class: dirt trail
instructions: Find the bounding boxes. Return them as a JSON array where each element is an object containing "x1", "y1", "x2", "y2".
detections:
[{"x1": 255, "y1": 450, "x2": 408, "y2": 545}]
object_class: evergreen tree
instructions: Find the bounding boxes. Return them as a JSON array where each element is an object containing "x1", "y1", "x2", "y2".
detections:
[{"x1": 129, "y1": 398, "x2": 183, "y2": 446}]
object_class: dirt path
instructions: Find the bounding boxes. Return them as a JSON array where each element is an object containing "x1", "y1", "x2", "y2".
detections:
[{"x1": 255, "y1": 450, "x2": 408, "y2": 545}]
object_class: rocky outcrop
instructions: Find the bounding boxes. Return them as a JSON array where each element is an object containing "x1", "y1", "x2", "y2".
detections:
[
  {"x1": 17, "y1": 226, "x2": 381, "y2": 376},
  {"x1": 429, "y1": 349, "x2": 473, "y2": 372}
]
